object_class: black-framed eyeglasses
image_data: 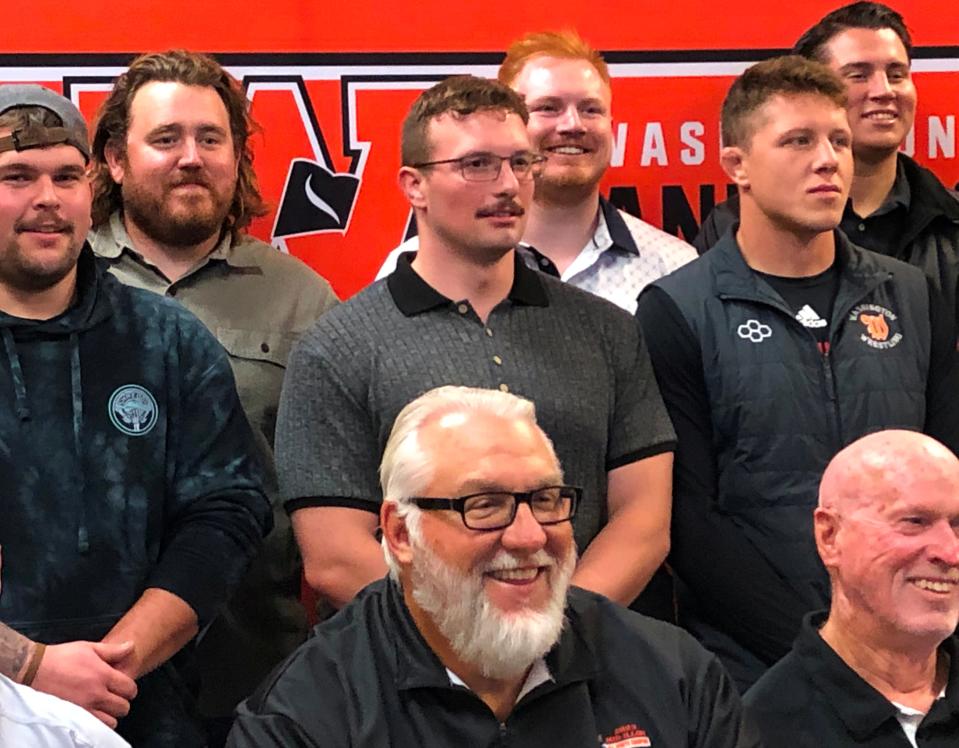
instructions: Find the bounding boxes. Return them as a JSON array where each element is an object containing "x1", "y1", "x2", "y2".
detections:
[
  {"x1": 411, "y1": 151, "x2": 546, "y2": 182},
  {"x1": 410, "y1": 485, "x2": 580, "y2": 531}
]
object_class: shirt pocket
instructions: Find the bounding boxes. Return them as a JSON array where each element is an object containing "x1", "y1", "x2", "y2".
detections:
[
  {"x1": 214, "y1": 327, "x2": 294, "y2": 368},
  {"x1": 212, "y1": 327, "x2": 295, "y2": 455}
]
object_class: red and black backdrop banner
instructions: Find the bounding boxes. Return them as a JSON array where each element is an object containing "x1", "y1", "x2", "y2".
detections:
[{"x1": 2, "y1": 0, "x2": 957, "y2": 297}]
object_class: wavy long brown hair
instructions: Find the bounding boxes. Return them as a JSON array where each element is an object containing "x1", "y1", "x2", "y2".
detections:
[{"x1": 90, "y1": 49, "x2": 267, "y2": 242}]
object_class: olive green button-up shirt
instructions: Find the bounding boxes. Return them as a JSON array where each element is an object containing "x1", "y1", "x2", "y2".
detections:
[{"x1": 90, "y1": 212, "x2": 338, "y2": 716}]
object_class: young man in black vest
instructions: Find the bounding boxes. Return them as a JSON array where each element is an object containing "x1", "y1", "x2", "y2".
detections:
[
  {"x1": 695, "y1": 3, "x2": 959, "y2": 337},
  {"x1": 637, "y1": 55, "x2": 959, "y2": 692}
]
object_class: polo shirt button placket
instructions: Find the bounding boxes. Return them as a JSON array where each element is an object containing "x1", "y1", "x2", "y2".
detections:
[
  {"x1": 480, "y1": 321, "x2": 509, "y2": 391},
  {"x1": 457, "y1": 303, "x2": 469, "y2": 315}
]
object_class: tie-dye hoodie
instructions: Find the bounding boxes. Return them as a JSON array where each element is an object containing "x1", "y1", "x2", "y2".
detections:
[{"x1": 0, "y1": 245, "x2": 271, "y2": 746}]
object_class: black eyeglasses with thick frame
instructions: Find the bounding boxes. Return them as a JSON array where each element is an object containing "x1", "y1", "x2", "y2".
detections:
[
  {"x1": 410, "y1": 151, "x2": 547, "y2": 182},
  {"x1": 410, "y1": 485, "x2": 580, "y2": 531}
]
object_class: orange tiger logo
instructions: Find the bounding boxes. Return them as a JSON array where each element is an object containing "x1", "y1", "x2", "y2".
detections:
[{"x1": 859, "y1": 312, "x2": 889, "y2": 342}]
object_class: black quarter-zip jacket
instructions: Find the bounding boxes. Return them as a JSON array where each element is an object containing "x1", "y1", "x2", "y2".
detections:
[{"x1": 228, "y1": 579, "x2": 759, "y2": 748}]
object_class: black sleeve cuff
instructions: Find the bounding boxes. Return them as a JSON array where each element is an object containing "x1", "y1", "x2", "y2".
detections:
[
  {"x1": 284, "y1": 496, "x2": 381, "y2": 515},
  {"x1": 606, "y1": 440, "x2": 677, "y2": 471}
]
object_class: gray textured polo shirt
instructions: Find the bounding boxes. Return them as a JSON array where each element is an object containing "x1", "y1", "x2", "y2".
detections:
[{"x1": 277, "y1": 251, "x2": 675, "y2": 550}]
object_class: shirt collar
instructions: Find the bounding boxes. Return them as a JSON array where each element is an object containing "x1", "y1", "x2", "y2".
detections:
[
  {"x1": 386, "y1": 249, "x2": 549, "y2": 317},
  {"x1": 796, "y1": 612, "x2": 959, "y2": 740},
  {"x1": 598, "y1": 196, "x2": 640, "y2": 255},
  {"x1": 847, "y1": 158, "x2": 911, "y2": 220},
  {"x1": 91, "y1": 211, "x2": 252, "y2": 269},
  {"x1": 446, "y1": 658, "x2": 553, "y2": 703},
  {"x1": 884, "y1": 157, "x2": 912, "y2": 212}
]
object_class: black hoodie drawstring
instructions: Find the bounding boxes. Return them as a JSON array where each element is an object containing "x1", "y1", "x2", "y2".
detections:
[
  {"x1": 2, "y1": 328, "x2": 31, "y2": 421},
  {"x1": 70, "y1": 332, "x2": 89, "y2": 554}
]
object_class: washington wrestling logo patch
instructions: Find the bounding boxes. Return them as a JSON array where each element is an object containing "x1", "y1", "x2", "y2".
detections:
[{"x1": 850, "y1": 303, "x2": 903, "y2": 350}]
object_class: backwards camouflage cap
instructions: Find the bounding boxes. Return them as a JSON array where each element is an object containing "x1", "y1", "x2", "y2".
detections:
[{"x1": 0, "y1": 84, "x2": 90, "y2": 161}]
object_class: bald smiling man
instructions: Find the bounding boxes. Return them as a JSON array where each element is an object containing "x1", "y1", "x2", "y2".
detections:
[{"x1": 745, "y1": 430, "x2": 959, "y2": 747}]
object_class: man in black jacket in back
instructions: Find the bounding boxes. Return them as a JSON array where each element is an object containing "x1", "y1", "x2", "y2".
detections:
[
  {"x1": 638, "y1": 56, "x2": 959, "y2": 691},
  {"x1": 694, "y1": 3, "x2": 959, "y2": 333}
]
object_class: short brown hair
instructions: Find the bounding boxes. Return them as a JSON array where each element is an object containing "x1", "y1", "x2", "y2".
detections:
[
  {"x1": 498, "y1": 29, "x2": 610, "y2": 87},
  {"x1": 90, "y1": 49, "x2": 267, "y2": 241},
  {"x1": 400, "y1": 75, "x2": 529, "y2": 166},
  {"x1": 721, "y1": 55, "x2": 848, "y2": 148}
]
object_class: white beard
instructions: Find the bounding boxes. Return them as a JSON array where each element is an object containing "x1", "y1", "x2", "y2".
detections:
[{"x1": 409, "y1": 533, "x2": 576, "y2": 680}]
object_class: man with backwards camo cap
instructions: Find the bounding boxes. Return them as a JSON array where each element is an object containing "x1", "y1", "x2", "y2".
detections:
[{"x1": 0, "y1": 84, "x2": 270, "y2": 747}]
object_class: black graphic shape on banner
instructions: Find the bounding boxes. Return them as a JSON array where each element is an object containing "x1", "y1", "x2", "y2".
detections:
[{"x1": 273, "y1": 158, "x2": 360, "y2": 238}]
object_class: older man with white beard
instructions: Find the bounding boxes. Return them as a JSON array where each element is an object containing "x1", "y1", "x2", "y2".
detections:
[{"x1": 229, "y1": 386, "x2": 758, "y2": 748}]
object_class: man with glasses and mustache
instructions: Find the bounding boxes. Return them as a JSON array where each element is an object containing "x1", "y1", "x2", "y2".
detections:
[
  {"x1": 376, "y1": 32, "x2": 694, "y2": 622},
  {"x1": 379, "y1": 30, "x2": 697, "y2": 315},
  {"x1": 276, "y1": 76, "x2": 676, "y2": 623},
  {"x1": 233, "y1": 386, "x2": 757, "y2": 747}
]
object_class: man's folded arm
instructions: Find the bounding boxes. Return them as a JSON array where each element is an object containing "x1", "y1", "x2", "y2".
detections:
[
  {"x1": 276, "y1": 330, "x2": 387, "y2": 608},
  {"x1": 572, "y1": 451, "x2": 673, "y2": 605},
  {"x1": 288, "y1": 503, "x2": 387, "y2": 609},
  {"x1": 1, "y1": 622, "x2": 137, "y2": 727},
  {"x1": 101, "y1": 588, "x2": 197, "y2": 680}
]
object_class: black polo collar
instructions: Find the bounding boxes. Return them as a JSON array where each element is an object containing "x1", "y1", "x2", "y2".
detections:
[
  {"x1": 387, "y1": 250, "x2": 549, "y2": 317},
  {"x1": 599, "y1": 196, "x2": 640, "y2": 255},
  {"x1": 846, "y1": 158, "x2": 911, "y2": 221},
  {"x1": 795, "y1": 612, "x2": 959, "y2": 741}
]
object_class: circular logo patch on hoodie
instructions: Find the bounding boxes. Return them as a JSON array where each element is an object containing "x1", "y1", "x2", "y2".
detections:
[{"x1": 109, "y1": 385, "x2": 158, "y2": 436}]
